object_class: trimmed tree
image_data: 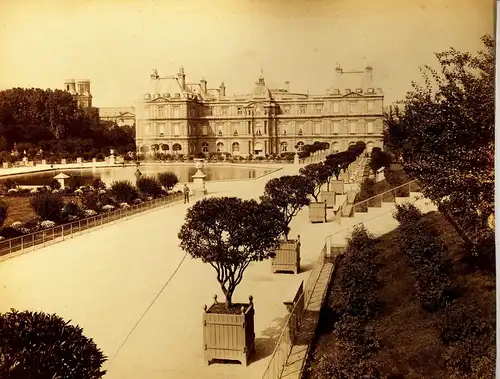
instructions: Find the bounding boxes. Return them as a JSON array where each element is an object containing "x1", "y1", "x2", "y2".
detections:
[
  {"x1": 299, "y1": 162, "x2": 330, "y2": 202},
  {"x1": 157, "y1": 171, "x2": 179, "y2": 190},
  {"x1": 0, "y1": 309, "x2": 107, "y2": 378},
  {"x1": 260, "y1": 175, "x2": 312, "y2": 240},
  {"x1": 178, "y1": 196, "x2": 285, "y2": 310},
  {"x1": 369, "y1": 147, "x2": 392, "y2": 174}
]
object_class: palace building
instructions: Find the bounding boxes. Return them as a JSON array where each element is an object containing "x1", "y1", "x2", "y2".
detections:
[
  {"x1": 64, "y1": 79, "x2": 93, "y2": 109},
  {"x1": 135, "y1": 65, "x2": 384, "y2": 157}
]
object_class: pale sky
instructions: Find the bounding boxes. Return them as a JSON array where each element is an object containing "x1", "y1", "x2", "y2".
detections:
[{"x1": 0, "y1": 0, "x2": 494, "y2": 107}]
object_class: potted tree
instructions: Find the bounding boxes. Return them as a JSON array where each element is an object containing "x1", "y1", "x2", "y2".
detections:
[
  {"x1": 299, "y1": 163, "x2": 330, "y2": 223},
  {"x1": 178, "y1": 197, "x2": 285, "y2": 366},
  {"x1": 325, "y1": 154, "x2": 345, "y2": 194},
  {"x1": 261, "y1": 175, "x2": 313, "y2": 274}
]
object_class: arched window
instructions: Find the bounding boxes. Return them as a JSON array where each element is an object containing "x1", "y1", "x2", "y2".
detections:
[
  {"x1": 296, "y1": 141, "x2": 304, "y2": 151},
  {"x1": 281, "y1": 141, "x2": 288, "y2": 152},
  {"x1": 332, "y1": 141, "x2": 340, "y2": 152},
  {"x1": 172, "y1": 143, "x2": 182, "y2": 154},
  {"x1": 366, "y1": 141, "x2": 374, "y2": 153},
  {"x1": 202, "y1": 142, "x2": 209, "y2": 153},
  {"x1": 324, "y1": 142, "x2": 330, "y2": 149},
  {"x1": 216, "y1": 142, "x2": 225, "y2": 152},
  {"x1": 140, "y1": 145, "x2": 150, "y2": 153},
  {"x1": 232, "y1": 142, "x2": 240, "y2": 153},
  {"x1": 151, "y1": 144, "x2": 159, "y2": 152},
  {"x1": 160, "y1": 144, "x2": 169, "y2": 151}
]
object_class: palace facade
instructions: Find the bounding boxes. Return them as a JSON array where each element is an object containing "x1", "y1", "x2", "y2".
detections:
[{"x1": 135, "y1": 65, "x2": 384, "y2": 157}]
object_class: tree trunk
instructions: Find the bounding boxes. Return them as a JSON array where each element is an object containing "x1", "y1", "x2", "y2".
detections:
[
  {"x1": 327, "y1": 178, "x2": 330, "y2": 192},
  {"x1": 225, "y1": 289, "x2": 234, "y2": 311}
]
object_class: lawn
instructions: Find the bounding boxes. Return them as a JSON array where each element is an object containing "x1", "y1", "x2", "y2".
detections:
[{"x1": 305, "y1": 210, "x2": 496, "y2": 378}]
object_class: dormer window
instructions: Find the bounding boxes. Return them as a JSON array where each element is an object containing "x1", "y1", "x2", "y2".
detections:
[
  {"x1": 367, "y1": 88, "x2": 375, "y2": 93},
  {"x1": 159, "y1": 133, "x2": 164, "y2": 137},
  {"x1": 345, "y1": 89, "x2": 351, "y2": 94},
  {"x1": 356, "y1": 88, "x2": 362, "y2": 93}
]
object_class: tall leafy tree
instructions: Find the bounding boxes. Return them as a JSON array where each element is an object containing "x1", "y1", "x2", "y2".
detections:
[
  {"x1": 178, "y1": 197, "x2": 285, "y2": 310},
  {"x1": 260, "y1": 175, "x2": 313, "y2": 240},
  {"x1": 299, "y1": 162, "x2": 330, "y2": 201},
  {"x1": 384, "y1": 35, "x2": 494, "y2": 258}
]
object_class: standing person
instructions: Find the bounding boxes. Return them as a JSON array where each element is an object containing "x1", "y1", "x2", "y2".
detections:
[{"x1": 183, "y1": 183, "x2": 190, "y2": 204}]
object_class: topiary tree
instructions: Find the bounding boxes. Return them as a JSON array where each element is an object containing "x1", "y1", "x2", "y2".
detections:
[
  {"x1": 109, "y1": 180, "x2": 138, "y2": 204},
  {"x1": 260, "y1": 175, "x2": 312, "y2": 240},
  {"x1": 0, "y1": 309, "x2": 107, "y2": 378},
  {"x1": 157, "y1": 171, "x2": 179, "y2": 190},
  {"x1": 369, "y1": 147, "x2": 392, "y2": 174},
  {"x1": 299, "y1": 162, "x2": 330, "y2": 202},
  {"x1": 0, "y1": 199, "x2": 8, "y2": 228},
  {"x1": 136, "y1": 176, "x2": 163, "y2": 198},
  {"x1": 30, "y1": 192, "x2": 65, "y2": 222},
  {"x1": 178, "y1": 197, "x2": 285, "y2": 310}
]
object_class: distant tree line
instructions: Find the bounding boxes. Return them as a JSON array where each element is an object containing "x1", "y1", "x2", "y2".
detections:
[{"x1": 0, "y1": 88, "x2": 135, "y2": 162}]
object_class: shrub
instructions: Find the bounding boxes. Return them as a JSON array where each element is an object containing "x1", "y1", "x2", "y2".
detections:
[
  {"x1": 110, "y1": 180, "x2": 138, "y2": 204},
  {"x1": 95, "y1": 152, "x2": 105, "y2": 161},
  {"x1": 393, "y1": 202, "x2": 423, "y2": 225},
  {"x1": 354, "y1": 178, "x2": 376, "y2": 212},
  {"x1": 92, "y1": 178, "x2": 106, "y2": 190},
  {"x1": 0, "y1": 200, "x2": 7, "y2": 228},
  {"x1": 68, "y1": 175, "x2": 86, "y2": 191},
  {"x1": 0, "y1": 309, "x2": 106, "y2": 378},
  {"x1": 61, "y1": 201, "x2": 82, "y2": 221},
  {"x1": 40, "y1": 220, "x2": 56, "y2": 229},
  {"x1": 30, "y1": 192, "x2": 65, "y2": 222},
  {"x1": 136, "y1": 176, "x2": 163, "y2": 198},
  {"x1": 48, "y1": 179, "x2": 61, "y2": 190},
  {"x1": 157, "y1": 171, "x2": 179, "y2": 190},
  {"x1": 1, "y1": 178, "x2": 17, "y2": 191},
  {"x1": 0, "y1": 227, "x2": 23, "y2": 239}
]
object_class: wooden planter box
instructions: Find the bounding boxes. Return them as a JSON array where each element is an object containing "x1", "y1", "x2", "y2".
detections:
[
  {"x1": 329, "y1": 180, "x2": 345, "y2": 194},
  {"x1": 320, "y1": 191, "x2": 335, "y2": 209},
  {"x1": 203, "y1": 295, "x2": 255, "y2": 366},
  {"x1": 309, "y1": 201, "x2": 327, "y2": 223},
  {"x1": 272, "y1": 239, "x2": 301, "y2": 274}
]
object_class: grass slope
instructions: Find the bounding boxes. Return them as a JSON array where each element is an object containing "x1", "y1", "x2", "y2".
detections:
[{"x1": 306, "y1": 211, "x2": 495, "y2": 378}]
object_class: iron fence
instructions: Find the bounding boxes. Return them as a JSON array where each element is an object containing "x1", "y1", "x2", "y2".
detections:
[
  {"x1": 261, "y1": 244, "x2": 327, "y2": 379},
  {"x1": 0, "y1": 192, "x2": 184, "y2": 258}
]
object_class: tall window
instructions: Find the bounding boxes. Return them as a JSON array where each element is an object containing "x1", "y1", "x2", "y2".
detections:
[
  {"x1": 349, "y1": 101, "x2": 357, "y2": 114},
  {"x1": 173, "y1": 106, "x2": 180, "y2": 118},
  {"x1": 350, "y1": 121, "x2": 357, "y2": 134},
  {"x1": 296, "y1": 141, "x2": 304, "y2": 150},
  {"x1": 221, "y1": 107, "x2": 228, "y2": 115},
  {"x1": 173, "y1": 123, "x2": 180, "y2": 136},
  {"x1": 367, "y1": 121, "x2": 374, "y2": 134},
  {"x1": 315, "y1": 105, "x2": 323, "y2": 114},
  {"x1": 202, "y1": 125, "x2": 208, "y2": 136},
  {"x1": 217, "y1": 123, "x2": 223, "y2": 136},
  {"x1": 158, "y1": 123, "x2": 165, "y2": 136},
  {"x1": 299, "y1": 105, "x2": 306, "y2": 114},
  {"x1": 281, "y1": 141, "x2": 288, "y2": 152},
  {"x1": 333, "y1": 122, "x2": 340, "y2": 134},
  {"x1": 282, "y1": 123, "x2": 287, "y2": 135},
  {"x1": 367, "y1": 101, "x2": 374, "y2": 112},
  {"x1": 232, "y1": 142, "x2": 240, "y2": 153},
  {"x1": 216, "y1": 142, "x2": 225, "y2": 152},
  {"x1": 144, "y1": 106, "x2": 151, "y2": 118},
  {"x1": 202, "y1": 142, "x2": 209, "y2": 153},
  {"x1": 333, "y1": 102, "x2": 340, "y2": 113},
  {"x1": 237, "y1": 107, "x2": 243, "y2": 115},
  {"x1": 158, "y1": 106, "x2": 165, "y2": 118},
  {"x1": 283, "y1": 105, "x2": 291, "y2": 114},
  {"x1": 297, "y1": 123, "x2": 304, "y2": 135},
  {"x1": 314, "y1": 123, "x2": 321, "y2": 135},
  {"x1": 232, "y1": 123, "x2": 239, "y2": 135}
]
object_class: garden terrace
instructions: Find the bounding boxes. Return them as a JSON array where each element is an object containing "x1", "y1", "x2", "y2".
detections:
[{"x1": 304, "y1": 210, "x2": 495, "y2": 378}]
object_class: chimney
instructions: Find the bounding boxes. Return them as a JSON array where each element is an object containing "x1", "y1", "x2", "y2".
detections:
[
  {"x1": 201, "y1": 78, "x2": 207, "y2": 93},
  {"x1": 219, "y1": 82, "x2": 226, "y2": 97},
  {"x1": 285, "y1": 81, "x2": 290, "y2": 92},
  {"x1": 178, "y1": 66, "x2": 186, "y2": 89}
]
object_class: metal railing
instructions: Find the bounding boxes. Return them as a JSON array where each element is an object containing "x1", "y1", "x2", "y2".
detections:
[
  {"x1": 261, "y1": 244, "x2": 327, "y2": 379},
  {"x1": 325, "y1": 179, "x2": 423, "y2": 256},
  {"x1": 0, "y1": 192, "x2": 184, "y2": 258}
]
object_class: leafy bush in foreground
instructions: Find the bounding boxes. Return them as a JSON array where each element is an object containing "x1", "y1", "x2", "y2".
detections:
[
  {"x1": 0, "y1": 309, "x2": 107, "y2": 378},
  {"x1": 136, "y1": 176, "x2": 163, "y2": 198},
  {"x1": 110, "y1": 180, "x2": 138, "y2": 204},
  {"x1": 157, "y1": 171, "x2": 179, "y2": 190}
]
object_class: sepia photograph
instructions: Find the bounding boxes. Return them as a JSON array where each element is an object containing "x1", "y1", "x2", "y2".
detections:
[{"x1": 0, "y1": 0, "x2": 496, "y2": 378}]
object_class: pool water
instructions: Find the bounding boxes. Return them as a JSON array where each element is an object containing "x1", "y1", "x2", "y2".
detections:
[{"x1": 5, "y1": 165, "x2": 275, "y2": 187}]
